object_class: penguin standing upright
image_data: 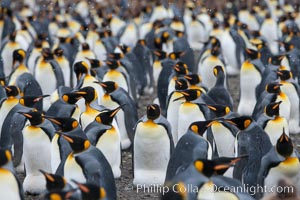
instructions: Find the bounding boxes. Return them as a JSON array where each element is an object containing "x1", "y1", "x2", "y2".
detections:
[
  {"x1": 186, "y1": 15, "x2": 207, "y2": 51},
  {"x1": 260, "y1": 13, "x2": 279, "y2": 54},
  {"x1": 19, "y1": 110, "x2": 55, "y2": 194},
  {"x1": 0, "y1": 149, "x2": 24, "y2": 200},
  {"x1": 85, "y1": 107, "x2": 122, "y2": 178},
  {"x1": 97, "y1": 81, "x2": 138, "y2": 149},
  {"x1": 8, "y1": 49, "x2": 30, "y2": 85},
  {"x1": 54, "y1": 48, "x2": 71, "y2": 87},
  {"x1": 133, "y1": 104, "x2": 174, "y2": 186}
]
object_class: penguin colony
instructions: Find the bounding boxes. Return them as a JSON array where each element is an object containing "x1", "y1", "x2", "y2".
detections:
[{"x1": 1, "y1": 0, "x2": 300, "y2": 200}]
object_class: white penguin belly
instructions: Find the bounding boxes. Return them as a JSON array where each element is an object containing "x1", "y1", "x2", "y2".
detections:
[
  {"x1": 238, "y1": 63, "x2": 261, "y2": 115},
  {"x1": 0, "y1": 99, "x2": 19, "y2": 137},
  {"x1": 96, "y1": 127, "x2": 121, "y2": 178},
  {"x1": 80, "y1": 109, "x2": 100, "y2": 130},
  {"x1": 133, "y1": 121, "x2": 170, "y2": 186},
  {"x1": 120, "y1": 25, "x2": 138, "y2": 47},
  {"x1": 35, "y1": 62, "x2": 57, "y2": 95},
  {"x1": 103, "y1": 70, "x2": 128, "y2": 92},
  {"x1": 51, "y1": 134, "x2": 61, "y2": 173},
  {"x1": 211, "y1": 122, "x2": 235, "y2": 157},
  {"x1": 264, "y1": 117, "x2": 289, "y2": 145},
  {"x1": 153, "y1": 61, "x2": 162, "y2": 86},
  {"x1": 64, "y1": 154, "x2": 86, "y2": 187},
  {"x1": 9, "y1": 66, "x2": 30, "y2": 85},
  {"x1": 197, "y1": 181, "x2": 239, "y2": 200},
  {"x1": 0, "y1": 169, "x2": 21, "y2": 200},
  {"x1": 277, "y1": 93, "x2": 291, "y2": 122},
  {"x1": 58, "y1": 58, "x2": 71, "y2": 87},
  {"x1": 177, "y1": 103, "x2": 205, "y2": 141},
  {"x1": 94, "y1": 40, "x2": 107, "y2": 61},
  {"x1": 199, "y1": 57, "x2": 224, "y2": 90},
  {"x1": 27, "y1": 49, "x2": 41, "y2": 73},
  {"x1": 1, "y1": 43, "x2": 21, "y2": 76},
  {"x1": 221, "y1": 31, "x2": 238, "y2": 75}
]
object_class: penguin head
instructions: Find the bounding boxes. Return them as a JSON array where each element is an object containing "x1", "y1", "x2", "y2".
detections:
[
  {"x1": 73, "y1": 180, "x2": 106, "y2": 200},
  {"x1": 206, "y1": 104, "x2": 231, "y2": 117},
  {"x1": 86, "y1": 58, "x2": 102, "y2": 69},
  {"x1": 106, "y1": 60, "x2": 121, "y2": 70},
  {"x1": 42, "y1": 48, "x2": 54, "y2": 60},
  {"x1": 5, "y1": 86, "x2": 20, "y2": 97},
  {"x1": 277, "y1": 69, "x2": 292, "y2": 81},
  {"x1": 19, "y1": 94, "x2": 50, "y2": 108},
  {"x1": 95, "y1": 106, "x2": 122, "y2": 125},
  {"x1": 213, "y1": 65, "x2": 225, "y2": 77},
  {"x1": 146, "y1": 104, "x2": 160, "y2": 120},
  {"x1": 173, "y1": 62, "x2": 189, "y2": 75},
  {"x1": 13, "y1": 49, "x2": 26, "y2": 64},
  {"x1": 226, "y1": 116, "x2": 253, "y2": 130},
  {"x1": 118, "y1": 44, "x2": 131, "y2": 54},
  {"x1": 138, "y1": 39, "x2": 147, "y2": 46},
  {"x1": 211, "y1": 46, "x2": 220, "y2": 56},
  {"x1": 44, "y1": 191, "x2": 74, "y2": 200},
  {"x1": 184, "y1": 74, "x2": 202, "y2": 85},
  {"x1": 62, "y1": 92, "x2": 83, "y2": 104},
  {"x1": 19, "y1": 110, "x2": 44, "y2": 125},
  {"x1": 74, "y1": 61, "x2": 89, "y2": 80},
  {"x1": 0, "y1": 149, "x2": 12, "y2": 166},
  {"x1": 9, "y1": 31, "x2": 17, "y2": 41},
  {"x1": 54, "y1": 48, "x2": 64, "y2": 57},
  {"x1": 266, "y1": 82, "x2": 282, "y2": 93},
  {"x1": 173, "y1": 89, "x2": 201, "y2": 102},
  {"x1": 265, "y1": 101, "x2": 281, "y2": 117},
  {"x1": 245, "y1": 48, "x2": 260, "y2": 60},
  {"x1": 59, "y1": 132, "x2": 90, "y2": 154},
  {"x1": 175, "y1": 78, "x2": 188, "y2": 91},
  {"x1": 96, "y1": 81, "x2": 118, "y2": 94},
  {"x1": 81, "y1": 43, "x2": 90, "y2": 51},
  {"x1": 40, "y1": 170, "x2": 67, "y2": 192},
  {"x1": 168, "y1": 52, "x2": 183, "y2": 60},
  {"x1": 276, "y1": 128, "x2": 293, "y2": 158},
  {"x1": 175, "y1": 31, "x2": 184, "y2": 38},
  {"x1": 75, "y1": 86, "x2": 97, "y2": 103},
  {"x1": 209, "y1": 36, "x2": 221, "y2": 48},
  {"x1": 269, "y1": 55, "x2": 284, "y2": 66},
  {"x1": 108, "y1": 53, "x2": 124, "y2": 60},
  {"x1": 45, "y1": 116, "x2": 79, "y2": 132},
  {"x1": 189, "y1": 120, "x2": 212, "y2": 136},
  {"x1": 153, "y1": 50, "x2": 167, "y2": 60}
]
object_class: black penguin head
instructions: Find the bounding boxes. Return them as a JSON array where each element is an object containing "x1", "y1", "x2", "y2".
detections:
[
  {"x1": 184, "y1": 74, "x2": 201, "y2": 85},
  {"x1": 73, "y1": 181, "x2": 106, "y2": 200},
  {"x1": 266, "y1": 82, "x2": 282, "y2": 93},
  {"x1": 118, "y1": 44, "x2": 131, "y2": 54},
  {"x1": 213, "y1": 65, "x2": 224, "y2": 77},
  {"x1": 82, "y1": 43, "x2": 90, "y2": 51},
  {"x1": 96, "y1": 81, "x2": 118, "y2": 94},
  {"x1": 277, "y1": 70, "x2": 292, "y2": 81},
  {"x1": 13, "y1": 49, "x2": 26, "y2": 63},
  {"x1": 45, "y1": 116, "x2": 79, "y2": 132},
  {"x1": 206, "y1": 104, "x2": 231, "y2": 117},
  {"x1": 18, "y1": 110, "x2": 44, "y2": 126},
  {"x1": 62, "y1": 92, "x2": 82, "y2": 104},
  {"x1": 74, "y1": 61, "x2": 89, "y2": 80},
  {"x1": 75, "y1": 87, "x2": 97, "y2": 103},
  {"x1": 86, "y1": 58, "x2": 102, "y2": 68},
  {"x1": 0, "y1": 149, "x2": 12, "y2": 166},
  {"x1": 54, "y1": 48, "x2": 64, "y2": 57},
  {"x1": 209, "y1": 36, "x2": 221, "y2": 48},
  {"x1": 106, "y1": 60, "x2": 121, "y2": 70},
  {"x1": 173, "y1": 62, "x2": 189, "y2": 75},
  {"x1": 265, "y1": 101, "x2": 281, "y2": 117},
  {"x1": 226, "y1": 116, "x2": 253, "y2": 130},
  {"x1": 108, "y1": 53, "x2": 124, "y2": 60},
  {"x1": 146, "y1": 104, "x2": 160, "y2": 120},
  {"x1": 40, "y1": 170, "x2": 67, "y2": 192},
  {"x1": 9, "y1": 31, "x2": 17, "y2": 41},
  {"x1": 168, "y1": 52, "x2": 183, "y2": 60},
  {"x1": 173, "y1": 89, "x2": 201, "y2": 102},
  {"x1": 245, "y1": 48, "x2": 260, "y2": 60},
  {"x1": 276, "y1": 128, "x2": 293, "y2": 158},
  {"x1": 269, "y1": 55, "x2": 284, "y2": 65},
  {"x1": 174, "y1": 78, "x2": 188, "y2": 91},
  {"x1": 95, "y1": 106, "x2": 122, "y2": 125},
  {"x1": 5, "y1": 86, "x2": 20, "y2": 97},
  {"x1": 19, "y1": 95, "x2": 49, "y2": 108},
  {"x1": 153, "y1": 50, "x2": 167, "y2": 60},
  {"x1": 189, "y1": 120, "x2": 212, "y2": 136},
  {"x1": 60, "y1": 132, "x2": 90, "y2": 154},
  {"x1": 44, "y1": 191, "x2": 74, "y2": 200},
  {"x1": 42, "y1": 48, "x2": 54, "y2": 60},
  {"x1": 211, "y1": 46, "x2": 220, "y2": 56}
]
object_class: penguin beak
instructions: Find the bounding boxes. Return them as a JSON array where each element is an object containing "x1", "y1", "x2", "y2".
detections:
[
  {"x1": 214, "y1": 164, "x2": 232, "y2": 171},
  {"x1": 17, "y1": 112, "x2": 32, "y2": 118},
  {"x1": 110, "y1": 106, "x2": 123, "y2": 118},
  {"x1": 72, "y1": 180, "x2": 90, "y2": 193},
  {"x1": 4, "y1": 86, "x2": 12, "y2": 92},
  {"x1": 184, "y1": 75, "x2": 192, "y2": 80},
  {"x1": 57, "y1": 132, "x2": 74, "y2": 143},
  {"x1": 33, "y1": 95, "x2": 50, "y2": 102},
  {"x1": 206, "y1": 105, "x2": 217, "y2": 111},
  {"x1": 39, "y1": 169, "x2": 55, "y2": 182},
  {"x1": 173, "y1": 95, "x2": 185, "y2": 102},
  {"x1": 44, "y1": 116, "x2": 62, "y2": 125},
  {"x1": 75, "y1": 91, "x2": 87, "y2": 95},
  {"x1": 225, "y1": 119, "x2": 236, "y2": 126},
  {"x1": 272, "y1": 101, "x2": 282, "y2": 109}
]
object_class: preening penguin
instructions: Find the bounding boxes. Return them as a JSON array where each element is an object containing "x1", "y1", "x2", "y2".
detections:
[
  {"x1": 73, "y1": 180, "x2": 107, "y2": 200},
  {"x1": 133, "y1": 104, "x2": 174, "y2": 186}
]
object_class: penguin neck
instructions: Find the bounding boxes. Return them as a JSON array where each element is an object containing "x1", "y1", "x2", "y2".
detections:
[
  {"x1": 85, "y1": 103, "x2": 96, "y2": 113},
  {"x1": 215, "y1": 74, "x2": 225, "y2": 87}
]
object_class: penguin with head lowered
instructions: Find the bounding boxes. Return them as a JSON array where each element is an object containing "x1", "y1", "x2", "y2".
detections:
[
  {"x1": 257, "y1": 130, "x2": 300, "y2": 199},
  {"x1": 0, "y1": 149, "x2": 24, "y2": 200},
  {"x1": 133, "y1": 104, "x2": 174, "y2": 186},
  {"x1": 18, "y1": 110, "x2": 55, "y2": 194},
  {"x1": 55, "y1": 131, "x2": 116, "y2": 200},
  {"x1": 73, "y1": 180, "x2": 107, "y2": 200},
  {"x1": 97, "y1": 81, "x2": 138, "y2": 150},
  {"x1": 84, "y1": 106, "x2": 122, "y2": 178}
]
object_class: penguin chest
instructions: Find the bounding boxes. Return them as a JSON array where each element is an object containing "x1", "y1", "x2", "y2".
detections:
[
  {"x1": 80, "y1": 109, "x2": 100, "y2": 129},
  {"x1": 211, "y1": 122, "x2": 235, "y2": 157},
  {"x1": 64, "y1": 154, "x2": 86, "y2": 184},
  {"x1": 264, "y1": 117, "x2": 289, "y2": 145},
  {"x1": 167, "y1": 78, "x2": 176, "y2": 95},
  {"x1": 281, "y1": 83, "x2": 298, "y2": 107},
  {"x1": 0, "y1": 169, "x2": 21, "y2": 200},
  {"x1": 277, "y1": 93, "x2": 291, "y2": 121},
  {"x1": 197, "y1": 181, "x2": 239, "y2": 200},
  {"x1": 153, "y1": 61, "x2": 162, "y2": 85},
  {"x1": 134, "y1": 121, "x2": 170, "y2": 170},
  {"x1": 57, "y1": 58, "x2": 71, "y2": 87},
  {"x1": 120, "y1": 24, "x2": 137, "y2": 46},
  {"x1": 1, "y1": 43, "x2": 21, "y2": 76},
  {"x1": 0, "y1": 99, "x2": 19, "y2": 134},
  {"x1": 35, "y1": 61, "x2": 57, "y2": 94},
  {"x1": 51, "y1": 134, "x2": 61, "y2": 173},
  {"x1": 199, "y1": 57, "x2": 224, "y2": 90},
  {"x1": 9, "y1": 65, "x2": 30, "y2": 85},
  {"x1": 103, "y1": 70, "x2": 128, "y2": 92},
  {"x1": 23, "y1": 126, "x2": 52, "y2": 174},
  {"x1": 94, "y1": 40, "x2": 107, "y2": 60},
  {"x1": 96, "y1": 127, "x2": 120, "y2": 167},
  {"x1": 101, "y1": 94, "x2": 119, "y2": 109}
]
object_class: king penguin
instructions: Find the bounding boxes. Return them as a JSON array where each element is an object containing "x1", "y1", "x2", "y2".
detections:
[
  {"x1": 73, "y1": 180, "x2": 107, "y2": 200},
  {"x1": 54, "y1": 47, "x2": 71, "y2": 87},
  {"x1": 133, "y1": 104, "x2": 174, "y2": 186},
  {"x1": 8, "y1": 49, "x2": 30, "y2": 85}
]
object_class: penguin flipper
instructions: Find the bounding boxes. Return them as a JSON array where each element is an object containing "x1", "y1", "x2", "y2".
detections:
[
  {"x1": 39, "y1": 120, "x2": 56, "y2": 141},
  {"x1": 155, "y1": 115, "x2": 174, "y2": 156},
  {"x1": 85, "y1": 122, "x2": 111, "y2": 145},
  {"x1": 49, "y1": 59, "x2": 65, "y2": 87}
]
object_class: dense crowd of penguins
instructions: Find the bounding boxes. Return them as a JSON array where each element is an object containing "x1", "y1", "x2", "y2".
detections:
[{"x1": 1, "y1": 0, "x2": 300, "y2": 199}]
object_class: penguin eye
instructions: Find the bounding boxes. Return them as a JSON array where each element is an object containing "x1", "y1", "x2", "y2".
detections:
[
  {"x1": 62, "y1": 95, "x2": 69, "y2": 102},
  {"x1": 99, "y1": 188, "x2": 106, "y2": 199},
  {"x1": 194, "y1": 160, "x2": 204, "y2": 172},
  {"x1": 72, "y1": 121, "x2": 78, "y2": 128}
]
